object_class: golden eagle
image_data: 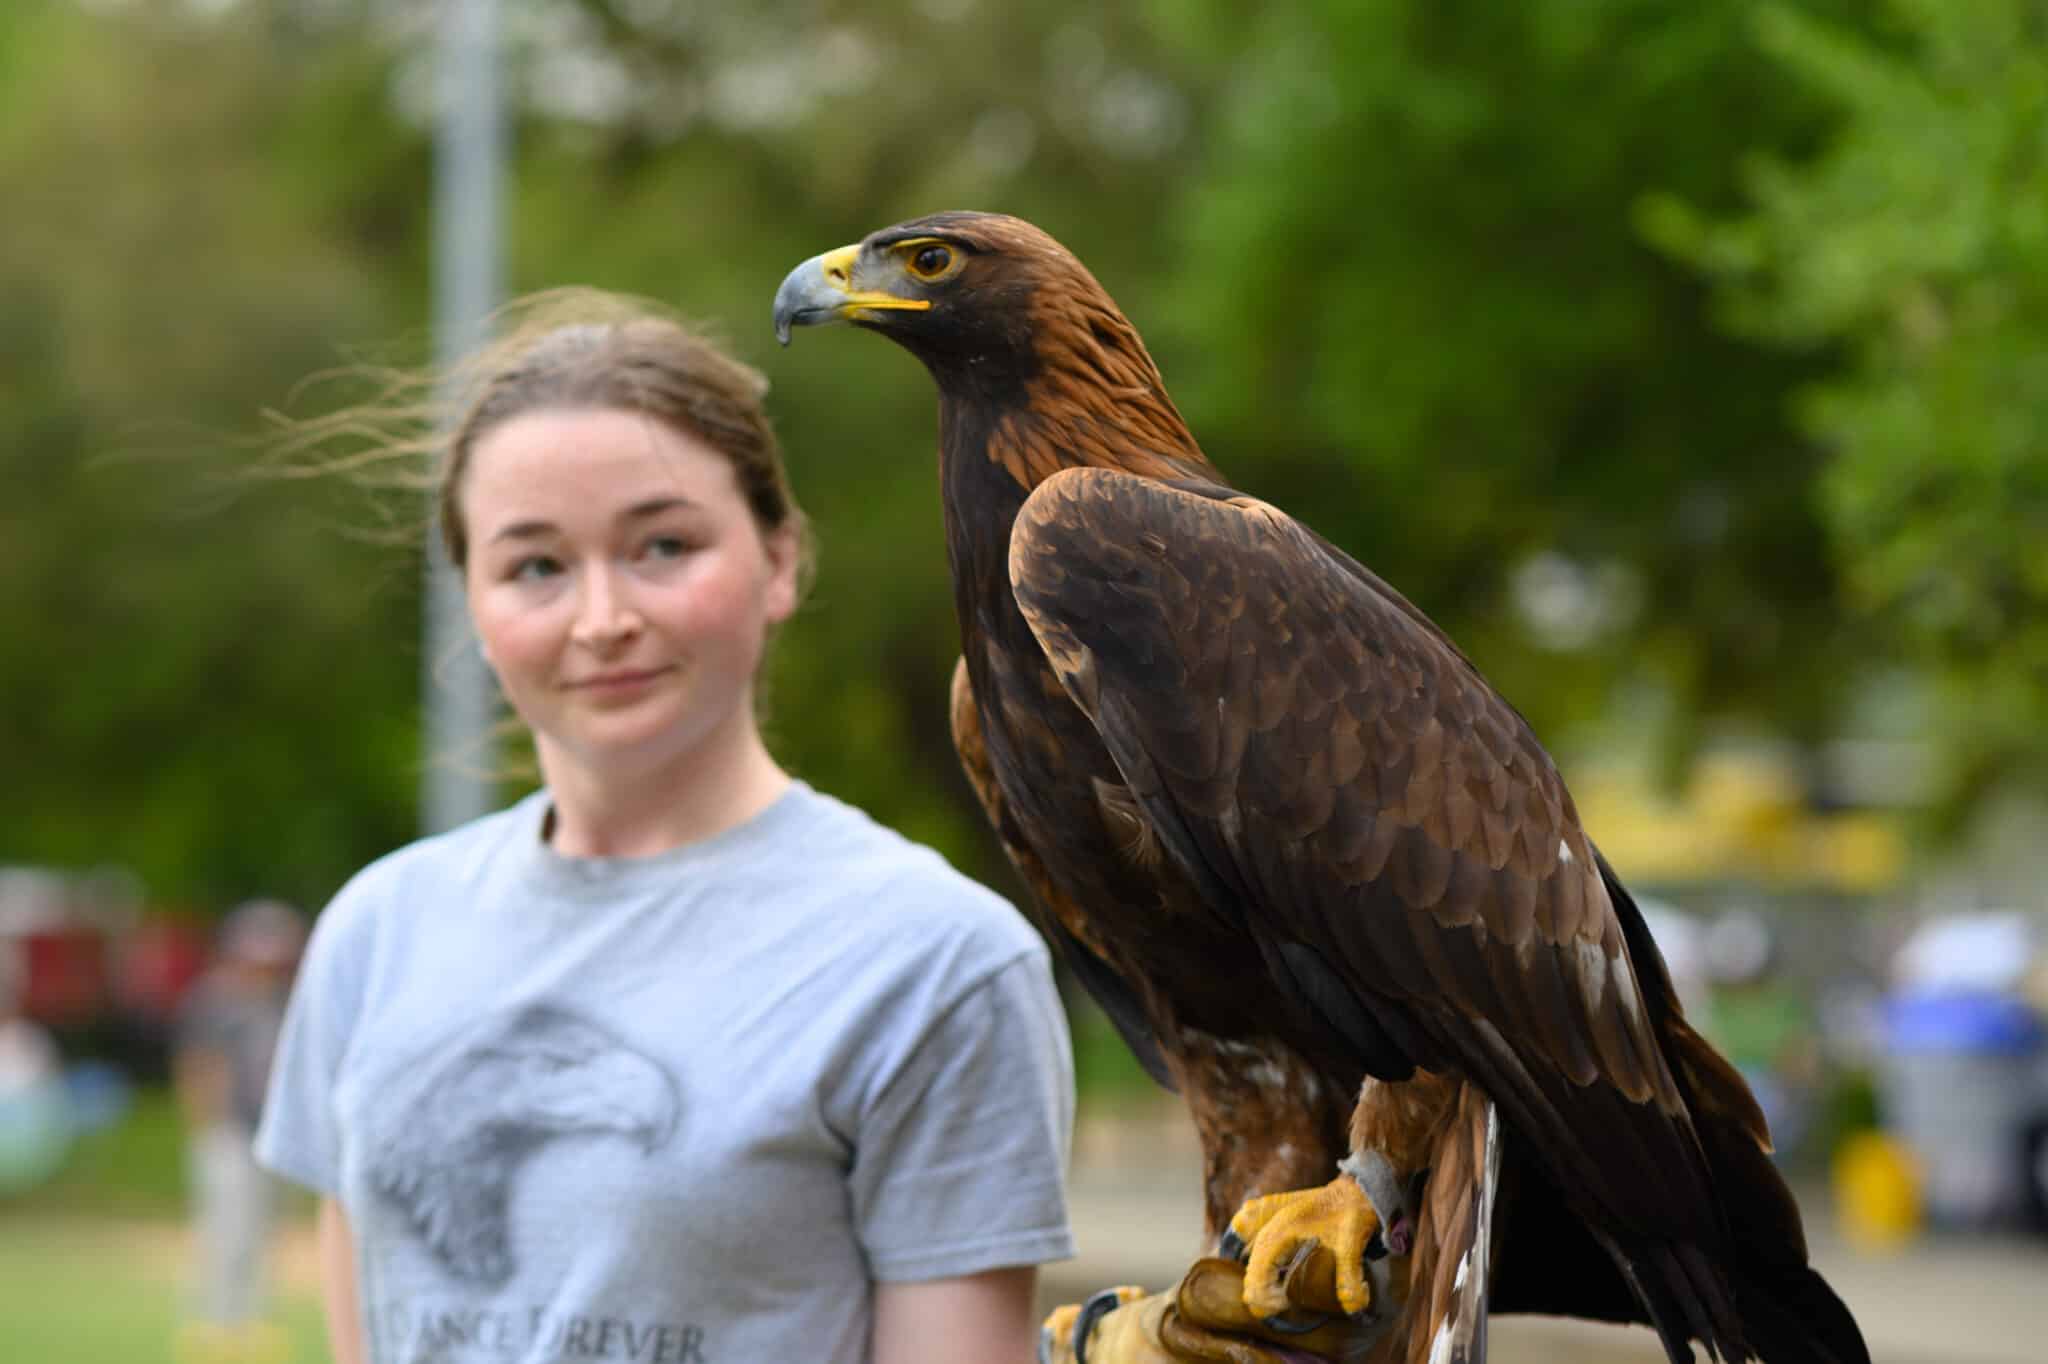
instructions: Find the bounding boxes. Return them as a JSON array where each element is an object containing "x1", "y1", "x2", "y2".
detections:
[{"x1": 774, "y1": 212, "x2": 1866, "y2": 1364}]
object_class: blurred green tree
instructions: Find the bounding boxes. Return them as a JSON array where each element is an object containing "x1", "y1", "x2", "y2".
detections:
[
  {"x1": 1150, "y1": 0, "x2": 1875, "y2": 784},
  {"x1": 14, "y1": 0, "x2": 1994, "y2": 916},
  {"x1": 0, "y1": 0, "x2": 1208, "y2": 907},
  {"x1": 0, "y1": 1, "x2": 421, "y2": 907},
  {"x1": 1646, "y1": 0, "x2": 2048, "y2": 828}
]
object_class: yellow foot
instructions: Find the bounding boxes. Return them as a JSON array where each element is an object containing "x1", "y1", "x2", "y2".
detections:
[
  {"x1": 1227, "y1": 1174, "x2": 1381, "y2": 1319},
  {"x1": 1040, "y1": 1286, "x2": 1150, "y2": 1364}
]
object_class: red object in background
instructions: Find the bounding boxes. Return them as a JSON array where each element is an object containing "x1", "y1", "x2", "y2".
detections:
[
  {"x1": 15, "y1": 924, "x2": 110, "y2": 1028},
  {"x1": 112, "y1": 916, "x2": 211, "y2": 1026}
]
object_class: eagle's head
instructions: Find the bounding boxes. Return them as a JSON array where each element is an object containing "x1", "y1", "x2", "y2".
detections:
[
  {"x1": 773, "y1": 211, "x2": 1208, "y2": 490},
  {"x1": 366, "y1": 1004, "x2": 680, "y2": 1286},
  {"x1": 774, "y1": 212, "x2": 1129, "y2": 379},
  {"x1": 427, "y1": 1004, "x2": 680, "y2": 1151}
]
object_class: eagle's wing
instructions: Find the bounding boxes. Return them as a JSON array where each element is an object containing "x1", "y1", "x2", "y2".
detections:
[
  {"x1": 1007, "y1": 467, "x2": 1722, "y2": 1250},
  {"x1": 949, "y1": 656, "x2": 1176, "y2": 1090}
]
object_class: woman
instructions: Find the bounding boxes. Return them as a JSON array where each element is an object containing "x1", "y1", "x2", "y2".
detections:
[{"x1": 255, "y1": 293, "x2": 1076, "y2": 1364}]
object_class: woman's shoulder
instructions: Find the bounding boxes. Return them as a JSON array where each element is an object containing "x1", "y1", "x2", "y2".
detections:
[
  {"x1": 782, "y1": 784, "x2": 996, "y2": 895},
  {"x1": 777, "y1": 784, "x2": 1041, "y2": 955},
  {"x1": 318, "y1": 795, "x2": 544, "y2": 924}
]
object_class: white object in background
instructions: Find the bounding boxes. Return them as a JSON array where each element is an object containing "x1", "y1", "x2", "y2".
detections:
[{"x1": 1893, "y1": 911, "x2": 2039, "y2": 995}]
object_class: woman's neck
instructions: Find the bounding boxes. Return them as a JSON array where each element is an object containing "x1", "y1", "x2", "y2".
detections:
[{"x1": 536, "y1": 722, "x2": 792, "y2": 860}]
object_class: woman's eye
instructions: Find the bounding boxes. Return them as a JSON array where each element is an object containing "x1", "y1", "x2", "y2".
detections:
[
  {"x1": 643, "y1": 535, "x2": 692, "y2": 560},
  {"x1": 510, "y1": 555, "x2": 562, "y2": 582},
  {"x1": 910, "y1": 244, "x2": 952, "y2": 278}
]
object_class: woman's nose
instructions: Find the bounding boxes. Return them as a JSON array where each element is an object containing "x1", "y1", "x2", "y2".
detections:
[{"x1": 570, "y1": 566, "x2": 643, "y2": 650}]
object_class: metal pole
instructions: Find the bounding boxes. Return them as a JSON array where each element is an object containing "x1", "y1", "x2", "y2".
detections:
[{"x1": 423, "y1": 0, "x2": 505, "y2": 833}]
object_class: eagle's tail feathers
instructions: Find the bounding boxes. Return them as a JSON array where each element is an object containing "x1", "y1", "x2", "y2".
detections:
[
  {"x1": 1726, "y1": 1258, "x2": 1870, "y2": 1364},
  {"x1": 1602, "y1": 855, "x2": 1869, "y2": 1364},
  {"x1": 1592, "y1": 1226, "x2": 1731, "y2": 1364},
  {"x1": 1667, "y1": 998, "x2": 1872, "y2": 1364}
]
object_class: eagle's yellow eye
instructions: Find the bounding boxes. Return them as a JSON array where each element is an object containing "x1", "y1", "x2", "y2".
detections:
[{"x1": 909, "y1": 244, "x2": 953, "y2": 279}]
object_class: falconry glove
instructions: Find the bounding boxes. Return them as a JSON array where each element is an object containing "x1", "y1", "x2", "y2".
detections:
[{"x1": 1041, "y1": 1253, "x2": 1396, "y2": 1364}]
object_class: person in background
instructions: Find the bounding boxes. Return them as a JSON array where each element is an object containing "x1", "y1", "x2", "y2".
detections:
[
  {"x1": 254, "y1": 292, "x2": 1075, "y2": 1364},
  {"x1": 173, "y1": 897, "x2": 308, "y2": 1363}
]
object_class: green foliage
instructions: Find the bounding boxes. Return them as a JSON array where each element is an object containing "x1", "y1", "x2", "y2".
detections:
[
  {"x1": 1, "y1": 0, "x2": 1216, "y2": 907},
  {"x1": 1649, "y1": 0, "x2": 2048, "y2": 821},
  {"x1": 5, "y1": 0, "x2": 2034, "y2": 917},
  {"x1": 1068, "y1": 995, "x2": 1167, "y2": 1108},
  {"x1": 1156, "y1": 0, "x2": 1871, "y2": 772},
  {"x1": 0, "y1": 2, "x2": 420, "y2": 907}
]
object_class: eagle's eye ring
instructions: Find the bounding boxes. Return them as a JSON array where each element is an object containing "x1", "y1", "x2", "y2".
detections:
[{"x1": 908, "y1": 245, "x2": 953, "y2": 279}]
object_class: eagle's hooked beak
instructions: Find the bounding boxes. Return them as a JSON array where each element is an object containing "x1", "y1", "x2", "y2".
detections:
[{"x1": 773, "y1": 243, "x2": 931, "y2": 345}]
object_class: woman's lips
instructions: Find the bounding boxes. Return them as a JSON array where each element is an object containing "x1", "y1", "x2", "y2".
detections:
[{"x1": 567, "y1": 665, "x2": 674, "y2": 695}]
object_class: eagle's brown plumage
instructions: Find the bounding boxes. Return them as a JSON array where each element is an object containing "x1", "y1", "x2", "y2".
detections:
[{"x1": 775, "y1": 211, "x2": 1866, "y2": 1364}]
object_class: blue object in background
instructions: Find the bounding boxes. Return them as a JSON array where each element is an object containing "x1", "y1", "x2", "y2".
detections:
[
  {"x1": 63, "y1": 1058, "x2": 133, "y2": 1133},
  {"x1": 1884, "y1": 989, "x2": 2047, "y2": 1057},
  {"x1": 0, "y1": 1021, "x2": 74, "y2": 1195},
  {"x1": 1880, "y1": 988, "x2": 2048, "y2": 1227}
]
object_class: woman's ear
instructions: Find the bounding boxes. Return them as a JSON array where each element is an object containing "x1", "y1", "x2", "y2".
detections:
[{"x1": 762, "y1": 525, "x2": 802, "y2": 625}]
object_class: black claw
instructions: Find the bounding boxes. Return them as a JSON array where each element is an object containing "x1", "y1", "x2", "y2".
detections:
[
  {"x1": 1261, "y1": 1308, "x2": 1335, "y2": 1335},
  {"x1": 1071, "y1": 1288, "x2": 1126, "y2": 1363},
  {"x1": 1218, "y1": 1227, "x2": 1248, "y2": 1263},
  {"x1": 1363, "y1": 1227, "x2": 1388, "y2": 1262}
]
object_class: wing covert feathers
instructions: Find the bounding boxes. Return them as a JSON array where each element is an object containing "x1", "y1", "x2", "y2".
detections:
[
  {"x1": 948, "y1": 658, "x2": 1176, "y2": 1090},
  {"x1": 1008, "y1": 467, "x2": 1713, "y2": 1237}
]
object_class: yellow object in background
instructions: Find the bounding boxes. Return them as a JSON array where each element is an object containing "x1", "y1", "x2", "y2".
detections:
[
  {"x1": 174, "y1": 1320, "x2": 290, "y2": 1364},
  {"x1": 1833, "y1": 1130, "x2": 1922, "y2": 1251}
]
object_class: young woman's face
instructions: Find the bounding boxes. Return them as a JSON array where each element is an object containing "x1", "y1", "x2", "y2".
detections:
[{"x1": 461, "y1": 406, "x2": 799, "y2": 783}]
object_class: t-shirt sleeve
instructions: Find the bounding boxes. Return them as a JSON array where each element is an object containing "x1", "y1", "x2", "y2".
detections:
[
  {"x1": 252, "y1": 875, "x2": 375, "y2": 1197},
  {"x1": 849, "y1": 950, "x2": 1078, "y2": 1282}
]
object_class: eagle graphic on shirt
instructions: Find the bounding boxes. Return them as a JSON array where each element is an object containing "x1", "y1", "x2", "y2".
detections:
[{"x1": 365, "y1": 1002, "x2": 680, "y2": 1285}]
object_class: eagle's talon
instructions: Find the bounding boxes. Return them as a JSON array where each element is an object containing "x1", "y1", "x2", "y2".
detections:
[
  {"x1": 1216, "y1": 1226, "x2": 1248, "y2": 1263},
  {"x1": 1072, "y1": 1287, "x2": 1128, "y2": 1362},
  {"x1": 1258, "y1": 1308, "x2": 1334, "y2": 1335},
  {"x1": 1228, "y1": 1174, "x2": 1382, "y2": 1319},
  {"x1": 1040, "y1": 1286, "x2": 1147, "y2": 1364}
]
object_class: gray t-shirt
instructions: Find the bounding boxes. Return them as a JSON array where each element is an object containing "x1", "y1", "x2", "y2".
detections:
[{"x1": 256, "y1": 782, "x2": 1075, "y2": 1364}]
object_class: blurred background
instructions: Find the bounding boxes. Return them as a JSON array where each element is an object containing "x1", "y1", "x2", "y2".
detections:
[{"x1": 4, "y1": 0, "x2": 2048, "y2": 1360}]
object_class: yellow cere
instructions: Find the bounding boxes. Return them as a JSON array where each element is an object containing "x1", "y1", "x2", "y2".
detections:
[{"x1": 816, "y1": 242, "x2": 932, "y2": 316}]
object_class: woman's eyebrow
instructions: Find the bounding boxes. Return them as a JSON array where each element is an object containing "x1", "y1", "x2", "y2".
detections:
[
  {"x1": 488, "y1": 518, "x2": 557, "y2": 545},
  {"x1": 619, "y1": 496, "x2": 697, "y2": 523},
  {"x1": 486, "y1": 497, "x2": 697, "y2": 546}
]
